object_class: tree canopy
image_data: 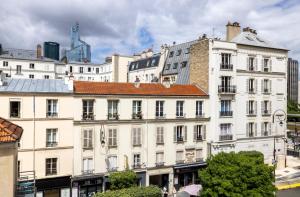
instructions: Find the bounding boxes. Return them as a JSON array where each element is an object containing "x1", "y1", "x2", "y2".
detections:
[
  {"x1": 109, "y1": 170, "x2": 137, "y2": 190},
  {"x1": 199, "y1": 151, "x2": 276, "y2": 197}
]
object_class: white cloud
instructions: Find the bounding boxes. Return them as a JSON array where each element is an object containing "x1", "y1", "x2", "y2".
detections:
[{"x1": 0, "y1": 0, "x2": 299, "y2": 62}]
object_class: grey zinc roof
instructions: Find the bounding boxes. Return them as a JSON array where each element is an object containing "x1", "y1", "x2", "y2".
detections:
[
  {"x1": 0, "y1": 79, "x2": 72, "y2": 93},
  {"x1": 231, "y1": 32, "x2": 287, "y2": 50},
  {"x1": 162, "y1": 40, "x2": 198, "y2": 84},
  {"x1": 0, "y1": 48, "x2": 56, "y2": 62}
]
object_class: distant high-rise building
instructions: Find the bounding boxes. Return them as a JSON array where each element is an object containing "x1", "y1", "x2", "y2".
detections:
[
  {"x1": 44, "y1": 42, "x2": 60, "y2": 60},
  {"x1": 65, "y1": 22, "x2": 91, "y2": 62},
  {"x1": 288, "y1": 58, "x2": 299, "y2": 103}
]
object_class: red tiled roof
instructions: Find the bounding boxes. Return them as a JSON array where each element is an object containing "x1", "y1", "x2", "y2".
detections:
[
  {"x1": 74, "y1": 81, "x2": 208, "y2": 96},
  {"x1": 0, "y1": 117, "x2": 23, "y2": 143}
]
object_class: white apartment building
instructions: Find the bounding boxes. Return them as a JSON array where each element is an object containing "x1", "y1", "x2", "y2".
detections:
[
  {"x1": 0, "y1": 77, "x2": 74, "y2": 197},
  {"x1": 72, "y1": 81, "x2": 209, "y2": 196},
  {"x1": 128, "y1": 47, "x2": 168, "y2": 83},
  {"x1": 161, "y1": 22, "x2": 288, "y2": 165}
]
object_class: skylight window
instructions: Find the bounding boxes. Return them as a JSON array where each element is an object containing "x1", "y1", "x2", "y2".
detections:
[
  {"x1": 256, "y1": 37, "x2": 265, "y2": 43},
  {"x1": 246, "y1": 36, "x2": 254, "y2": 41}
]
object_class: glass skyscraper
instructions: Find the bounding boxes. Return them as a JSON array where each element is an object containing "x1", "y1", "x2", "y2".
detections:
[{"x1": 65, "y1": 22, "x2": 91, "y2": 62}]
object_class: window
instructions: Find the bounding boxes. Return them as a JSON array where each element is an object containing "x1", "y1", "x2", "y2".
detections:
[
  {"x1": 10, "y1": 101, "x2": 20, "y2": 118},
  {"x1": 17, "y1": 161, "x2": 20, "y2": 178},
  {"x1": 185, "y1": 48, "x2": 190, "y2": 54},
  {"x1": 156, "y1": 152, "x2": 164, "y2": 166},
  {"x1": 83, "y1": 129, "x2": 93, "y2": 149},
  {"x1": 29, "y1": 63, "x2": 34, "y2": 69},
  {"x1": 196, "y1": 101, "x2": 203, "y2": 117},
  {"x1": 220, "y1": 100, "x2": 232, "y2": 116},
  {"x1": 156, "y1": 127, "x2": 164, "y2": 144},
  {"x1": 29, "y1": 74, "x2": 34, "y2": 79},
  {"x1": 82, "y1": 100, "x2": 94, "y2": 120},
  {"x1": 248, "y1": 78, "x2": 255, "y2": 93},
  {"x1": 165, "y1": 64, "x2": 171, "y2": 70},
  {"x1": 247, "y1": 122, "x2": 256, "y2": 137},
  {"x1": 132, "y1": 100, "x2": 142, "y2": 119},
  {"x1": 133, "y1": 154, "x2": 141, "y2": 168},
  {"x1": 107, "y1": 156, "x2": 117, "y2": 171},
  {"x1": 46, "y1": 158, "x2": 57, "y2": 176},
  {"x1": 176, "y1": 49, "x2": 182, "y2": 56},
  {"x1": 262, "y1": 101, "x2": 271, "y2": 115},
  {"x1": 132, "y1": 128, "x2": 142, "y2": 146},
  {"x1": 88, "y1": 67, "x2": 91, "y2": 72},
  {"x1": 173, "y1": 62, "x2": 178, "y2": 69},
  {"x1": 82, "y1": 158, "x2": 93, "y2": 174},
  {"x1": 263, "y1": 58, "x2": 271, "y2": 72},
  {"x1": 220, "y1": 124, "x2": 232, "y2": 141},
  {"x1": 79, "y1": 67, "x2": 84, "y2": 73},
  {"x1": 169, "y1": 51, "x2": 174, "y2": 58},
  {"x1": 195, "y1": 149, "x2": 203, "y2": 161},
  {"x1": 221, "y1": 53, "x2": 232, "y2": 69},
  {"x1": 108, "y1": 128, "x2": 117, "y2": 147},
  {"x1": 219, "y1": 76, "x2": 235, "y2": 93},
  {"x1": 96, "y1": 68, "x2": 99, "y2": 74},
  {"x1": 247, "y1": 100, "x2": 256, "y2": 115},
  {"x1": 69, "y1": 66, "x2": 73, "y2": 73},
  {"x1": 174, "y1": 125, "x2": 186, "y2": 142},
  {"x1": 108, "y1": 100, "x2": 119, "y2": 120},
  {"x1": 46, "y1": 129, "x2": 57, "y2": 147},
  {"x1": 16, "y1": 65, "x2": 22, "y2": 74},
  {"x1": 3, "y1": 61, "x2": 8, "y2": 67},
  {"x1": 44, "y1": 75, "x2": 49, "y2": 79},
  {"x1": 155, "y1": 101, "x2": 164, "y2": 118},
  {"x1": 181, "y1": 61, "x2": 187, "y2": 68},
  {"x1": 248, "y1": 57, "x2": 255, "y2": 71},
  {"x1": 47, "y1": 99, "x2": 58, "y2": 117},
  {"x1": 262, "y1": 122, "x2": 271, "y2": 136},
  {"x1": 151, "y1": 59, "x2": 156, "y2": 66},
  {"x1": 176, "y1": 101, "x2": 184, "y2": 117},
  {"x1": 194, "y1": 125, "x2": 206, "y2": 141},
  {"x1": 176, "y1": 151, "x2": 184, "y2": 163},
  {"x1": 262, "y1": 79, "x2": 271, "y2": 94}
]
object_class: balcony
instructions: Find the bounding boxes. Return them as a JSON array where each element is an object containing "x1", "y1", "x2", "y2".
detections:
[
  {"x1": 247, "y1": 110, "x2": 256, "y2": 117},
  {"x1": 218, "y1": 86, "x2": 236, "y2": 94},
  {"x1": 108, "y1": 113, "x2": 119, "y2": 120},
  {"x1": 155, "y1": 162, "x2": 165, "y2": 167},
  {"x1": 219, "y1": 134, "x2": 233, "y2": 141},
  {"x1": 248, "y1": 88, "x2": 255, "y2": 94},
  {"x1": 107, "y1": 167, "x2": 118, "y2": 172},
  {"x1": 196, "y1": 136, "x2": 203, "y2": 141},
  {"x1": 176, "y1": 113, "x2": 186, "y2": 119},
  {"x1": 220, "y1": 111, "x2": 233, "y2": 117},
  {"x1": 176, "y1": 137, "x2": 184, "y2": 142},
  {"x1": 132, "y1": 164, "x2": 142, "y2": 169},
  {"x1": 82, "y1": 113, "x2": 95, "y2": 121},
  {"x1": 47, "y1": 112, "x2": 58, "y2": 118},
  {"x1": 196, "y1": 113, "x2": 205, "y2": 118},
  {"x1": 82, "y1": 169, "x2": 94, "y2": 175},
  {"x1": 263, "y1": 89, "x2": 271, "y2": 94},
  {"x1": 46, "y1": 142, "x2": 57, "y2": 147},
  {"x1": 220, "y1": 63, "x2": 233, "y2": 70},
  {"x1": 262, "y1": 109, "x2": 271, "y2": 116},
  {"x1": 155, "y1": 113, "x2": 166, "y2": 119},
  {"x1": 132, "y1": 112, "x2": 143, "y2": 120}
]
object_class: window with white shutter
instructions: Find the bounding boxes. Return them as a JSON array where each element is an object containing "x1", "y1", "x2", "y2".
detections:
[
  {"x1": 82, "y1": 158, "x2": 93, "y2": 174},
  {"x1": 83, "y1": 129, "x2": 93, "y2": 149},
  {"x1": 156, "y1": 152, "x2": 164, "y2": 166},
  {"x1": 156, "y1": 127, "x2": 164, "y2": 144},
  {"x1": 108, "y1": 128, "x2": 117, "y2": 147},
  {"x1": 107, "y1": 156, "x2": 117, "y2": 171},
  {"x1": 132, "y1": 127, "x2": 142, "y2": 146},
  {"x1": 176, "y1": 151, "x2": 184, "y2": 163}
]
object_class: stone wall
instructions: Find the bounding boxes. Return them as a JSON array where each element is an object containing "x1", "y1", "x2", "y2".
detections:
[{"x1": 189, "y1": 39, "x2": 209, "y2": 93}]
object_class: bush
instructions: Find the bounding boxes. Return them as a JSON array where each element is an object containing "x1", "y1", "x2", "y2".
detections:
[
  {"x1": 199, "y1": 151, "x2": 275, "y2": 197},
  {"x1": 109, "y1": 170, "x2": 137, "y2": 190},
  {"x1": 94, "y1": 185, "x2": 161, "y2": 197}
]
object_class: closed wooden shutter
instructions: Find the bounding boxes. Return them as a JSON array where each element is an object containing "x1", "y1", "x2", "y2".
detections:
[
  {"x1": 88, "y1": 130, "x2": 93, "y2": 148},
  {"x1": 246, "y1": 123, "x2": 249, "y2": 137},
  {"x1": 174, "y1": 126, "x2": 177, "y2": 142},
  {"x1": 184, "y1": 126, "x2": 187, "y2": 141},
  {"x1": 193, "y1": 125, "x2": 197, "y2": 141},
  {"x1": 203, "y1": 125, "x2": 206, "y2": 140},
  {"x1": 83, "y1": 130, "x2": 87, "y2": 148},
  {"x1": 113, "y1": 129, "x2": 117, "y2": 146}
]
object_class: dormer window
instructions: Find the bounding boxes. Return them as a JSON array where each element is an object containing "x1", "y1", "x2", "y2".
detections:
[
  {"x1": 176, "y1": 49, "x2": 182, "y2": 56},
  {"x1": 169, "y1": 51, "x2": 174, "y2": 58}
]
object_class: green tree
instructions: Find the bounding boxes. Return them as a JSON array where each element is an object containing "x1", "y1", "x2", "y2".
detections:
[
  {"x1": 199, "y1": 151, "x2": 276, "y2": 197},
  {"x1": 287, "y1": 100, "x2": 300, "y2": 114},
  {"x1": 109, "y1": 170, "x2": 137, "y2": 190},
  {"x1": 94, "y1": 186, "x2": 161, "y2": 197}
]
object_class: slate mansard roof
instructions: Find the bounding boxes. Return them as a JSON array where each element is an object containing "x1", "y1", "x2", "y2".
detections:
[
  {"x1": 129, "y1": 54, "x2": 161, "y2": 71},
  {"x1": 0, "y1": 79, "x2": 72, "y2": 94},
  {"x1": 0, "y1": 117, "x2": 23, "y2": 143},
  {"x1": 74, "y1": 81, "x2": 208, "y2": 97}
]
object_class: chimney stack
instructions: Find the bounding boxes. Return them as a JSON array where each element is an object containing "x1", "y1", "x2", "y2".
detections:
[
  {"x1": 162, "y1": 78, "x2": 171, "y2": 88},
  {"x1": 37, "y1": 44, "x2": 42, "y2": 59},
  {"x1": 134, "y1": 76, "x2": 140, "y2": 88},
  {"x1": 226, "y1": 21, "x2": 241, "y2": 41}
]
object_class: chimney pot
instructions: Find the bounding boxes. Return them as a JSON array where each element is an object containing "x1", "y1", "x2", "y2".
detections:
[
  {"x1": 162, "y1": 78, "x2": 171, "y2": 88},
  {"x1": 226, "y1": 21, "x2": 241, "y2": 41}
]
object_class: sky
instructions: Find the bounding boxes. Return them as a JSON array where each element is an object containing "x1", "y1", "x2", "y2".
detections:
[{"x1": 0, "y1": 0, "x2": 300, "y2": 63}]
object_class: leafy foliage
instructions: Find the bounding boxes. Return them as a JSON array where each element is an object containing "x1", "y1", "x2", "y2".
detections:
[
  {"x1": 94, "y1": 186, "x2": 161, "y2": 197},
  {"x1": 287, "y1": 100, "x2": 300, "y2": 114},
  {"x1": 199, "y1": 151, "x2": 276, "y2": 197},
  {"x1": 109, "y1": 170, "x2": 137, "y2": 190}
]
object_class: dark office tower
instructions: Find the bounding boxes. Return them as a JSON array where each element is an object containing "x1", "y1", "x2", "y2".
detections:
[
  {"x1": 287, "y1": 58, "x2": 299, "y2": 103},
  {"x1": 44, "y1": 42, "x2": 60, "y2": 60}
]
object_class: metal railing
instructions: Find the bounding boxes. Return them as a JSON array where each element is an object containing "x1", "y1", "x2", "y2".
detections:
[
  {"x1": 82, "y1": 113, "x2": 95, "y2": 120},
  {"x1": 218, "y1": 85, "x2": 236, "y2": 94},
  {"x1": 219, "y1": 134, "x2": 233, "y2": 141},
  {"x1": 220, "y1": 111, "x2": 233, "y2": 117},
  {"x1": 220, "y1": 63, "x2": 233, "y2": 70}
]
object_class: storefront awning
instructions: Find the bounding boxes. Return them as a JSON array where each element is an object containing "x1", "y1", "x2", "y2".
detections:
[
  {"x1": 173, "y1": 162, "x2": 207, "y2": 170},
  {"x1": 36, "y1": 176, "x2": 71, "y2": 191},
  {"x1": 72, "y1": 173, "x2": 104, "y2": 182}
]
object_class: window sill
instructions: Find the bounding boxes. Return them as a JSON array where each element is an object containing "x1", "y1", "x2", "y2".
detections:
[
  {"x1": 156, "y1": 142, "x2": 164, "y2": 145},
  {"x1": 133, "y1": 144, "x2": 142, "y2": 147},
  {"x1": 83, "y1": 147, "x2": 93, "y2": 150},
  {"x1": 108, "y1": 145, "x2": 118, "y2": 148}
]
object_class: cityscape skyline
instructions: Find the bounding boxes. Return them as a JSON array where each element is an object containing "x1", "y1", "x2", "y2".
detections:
[{"x1": 0, "y1": 0, "x2": 299, "y2": 63}]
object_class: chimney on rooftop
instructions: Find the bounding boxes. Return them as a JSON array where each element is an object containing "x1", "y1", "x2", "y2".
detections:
[
  {"x1": 162, "y1": 78, "x2": 171, "y2": 88},
  {"x1": 134, "y1": 76, "x2": 140, "y2": 88},
  {"x1": 37, "y1": 44, "x2": 42, "y2": 59},
  {"x1": 226, "y1": 21, "x2": 241, "y2": 41},
  {"x1": 0, "y1": 70, "x2": 7, "y2": 86}
]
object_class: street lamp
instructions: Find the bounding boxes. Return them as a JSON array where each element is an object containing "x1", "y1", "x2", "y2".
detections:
[{"x1": 272, "y1": 109, "x2": 287, "y2": 176}]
